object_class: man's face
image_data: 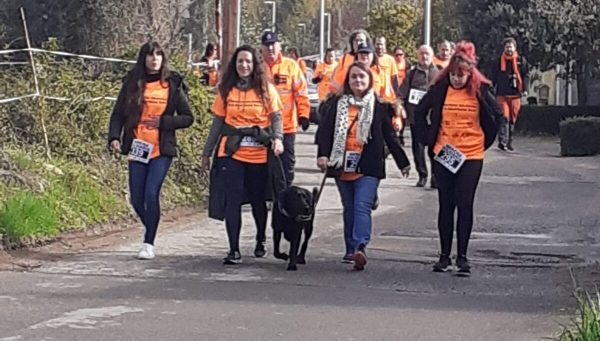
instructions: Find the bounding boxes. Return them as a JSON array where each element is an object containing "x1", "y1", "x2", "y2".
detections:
[
  {"x1": 438, "y1": 42, "x2": 452, "y2": 60},
  {"x1": 418, "y1": 47, "x2": 433, "y2": 67},
  {"x1": 261, "y1": 42, "x2": 281, "y2": 63},
  {"x1": 504, "y1": 42, "x2": 516, "y2": 56},
  {"x1": 325, "y1": 51, "x2": 336, "y2": 64},
  {"x1": 375, "y1": 38, "x2": 386, "y2": 57}
]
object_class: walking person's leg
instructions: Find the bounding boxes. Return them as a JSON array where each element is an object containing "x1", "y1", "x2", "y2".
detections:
[
  {"x1": 335, "y1": 179, "x2": 356, "y2": 262},
  {"x1": 455, "y1": 161, "x2": 483, "y2": 276},
  {"x1": 410, "y1": 124, "x2": 428, "y2": 186},
  {"x1": 221, "y1": 157, "x2": 246, "y2": 264},
  {"x1": 245, "y1": 163, "x2": 269, "y2": 257},
  {"x1": 432, "y1": 162, "x2": 457, "y2": 271},
  {"x1": 128, "y1": 161, "x2": 151, "y2": 258},
  {"x1": 141, "y1": 156, "x2": 173, "y2": 246},
  {"x1": 496, "y1": 96, "x2": 510, "y2": 150},
  {"x1": 351, "y1": 176, "x2": 378, "y2": 270},
  {"x1": 507, "y1": 97, "x2": 521, "y2": 151},
  {"x1": 281, "y1": 133, "x2": 296, "y2": 186}
]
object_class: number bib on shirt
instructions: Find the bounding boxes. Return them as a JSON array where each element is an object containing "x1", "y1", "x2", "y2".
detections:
[
  {"x1": 344, "y1": 151, "x2": 361, "y2": 173},
  {"x1": 408, "y1": 88, "x2": 427, "y2": 105},
  {"x1": 239, "y1": 136, "x2": 263, "y2": 148},
  {"x1": 128, "y1": 139, "x2": 154, "y2": 164},
  {"x1": 434, "y1": 144, "x2": 466, "y2": 174}
]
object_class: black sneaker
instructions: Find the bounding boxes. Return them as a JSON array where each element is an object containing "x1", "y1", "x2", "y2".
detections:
[
  {"x1": 497, "y1": 143, "x2": 506, "y2": 151},
  {"x1": 432, "y1": 255, "x2": 452, "y2": 272},
  {"x1": 341, "y1": 253, "x2": 354, "y2": 263},
  {"x1": 223, "y1": 250, "x2": 242, "y2": 265},
  {"x1": 416, "y1": 177, "x2": 427, "y2": 187},
  {"x1": 507, "y1": 142, "x2": 514, "y2": 151},
  {"x1": 430, "y1": 175, "x2": 437, "y2": 189},
  {"x1": 254, "y1": 241, "x2": 267, "y2": 258},
  {"x1": 455, "y1": 257, "x2": 471, "y2": 277}
]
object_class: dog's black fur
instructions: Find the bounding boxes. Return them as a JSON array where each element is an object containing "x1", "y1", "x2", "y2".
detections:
[{"x1": 271, "y1": 186, "x2": 318, "y2": 271}]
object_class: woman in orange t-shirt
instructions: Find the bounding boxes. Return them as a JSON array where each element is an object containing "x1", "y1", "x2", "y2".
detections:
[
  {"x1": 108, "y1": 41, "x2": 194, "y2": 260},
  {"x1": 316, "y1": 62, "x2": 410, "y2": 271},
  {"x1": 415, "y1": 42, "x2": 502, "y2": 276},
  {"x1": 202, "y1": 45, "x2": 284, "y2": 265}
]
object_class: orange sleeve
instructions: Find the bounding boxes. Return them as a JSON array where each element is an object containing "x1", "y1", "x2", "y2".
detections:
[
  {"x1": 314, "y1": 63, "x2": 324, "y2": 78},
  {"x1": 267, "y1": 84, "x2": 283, "y2": 114},
  {"x1": 211, "y1": 93, "x2": 226, "y2": 117},
  {"x1": 299, "y1": 60, "x2": 307, "y2": 76},
  {"x1": 292, "y1": 62, "x2": 310, "y2": 120},
  {"x1": 380, "y1": 74, "x2": 396, "y2": 103}
]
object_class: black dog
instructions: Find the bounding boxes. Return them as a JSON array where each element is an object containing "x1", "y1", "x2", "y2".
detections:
[{"x1": 272, "y1": 186, "x2": 318, "y2": 271}]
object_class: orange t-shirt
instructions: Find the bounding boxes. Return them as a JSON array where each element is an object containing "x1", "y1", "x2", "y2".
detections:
[
  {"x1": 212, "y1": 84, "x2": 282, "y2": 164},
  {"x1": 378, "y1": 54, "x2": 399, "y2": 84},
  {"x1": 135, "y1": 80, "x2": 169, "y2": 159},
  {"x1": 340, "y1": 106, "x2": 364, "y2": 182},
  {"x1": 314, "y1": 61, "x2": 338, "y2": 102},
  {"x1": 298, "y1": 59, "x2": 308, "y2": 77},
  {"x1": 396, "y1": 59, "x2": 407, "y2": 85},
  {"x1": 433, "y1": 56, "x2": 450, "y2": 70},
  {"x1": 329, "y1": 53, "x2": 355, "y2": 94},
  {"x1": 371, "y1": 65, "x2": 396, "y2": 103},
  {"x1": 434, "y1": 87, "x2": 484, "y2": 160}
]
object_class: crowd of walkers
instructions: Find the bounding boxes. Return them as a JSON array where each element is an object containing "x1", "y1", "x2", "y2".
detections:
[{"x1": 108, "y1": 29, "x2": 529, "y2": 276}]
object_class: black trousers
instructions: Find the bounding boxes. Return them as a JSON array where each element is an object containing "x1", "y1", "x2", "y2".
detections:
[
  {"x1": 410, "y1": 124, "x2": 432, "y2": 179},
  {"x1": 220, "y1": 157, "x2": 268, "y2": 252},
  {"x1": 281, "y1": 133, "x2": 296, "y2": 186},
  {"x1": 432, "y1": 160, "x2": 483, "y2": 258}
]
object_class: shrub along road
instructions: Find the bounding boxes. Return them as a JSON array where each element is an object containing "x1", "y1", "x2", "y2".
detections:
[{"x1": 1, "y1": 128, "x2": 599, "y2": 340}]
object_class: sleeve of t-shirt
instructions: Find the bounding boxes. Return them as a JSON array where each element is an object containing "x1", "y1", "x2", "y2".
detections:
[
  {"x1": 267, "y1": 84, "x2": 283, "y2": 114},
  {"x1": 211, "y1": 93, "x2": 226, "y2": 117}
]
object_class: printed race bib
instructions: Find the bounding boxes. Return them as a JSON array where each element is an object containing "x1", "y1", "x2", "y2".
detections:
[
  {"x1": 408, "y1": 88, "x2": 427, "y2": 105},
  {"x1": 128, "y1": 139, "x2": 153, "y2": 164},
  {"x1": 434, "y1": 144, "x2": 466, "y2": 174},
  {"x1": 344, "y1": 152, "x2": 361, "y2": 173},
  {"x1": 239, "y1": 136, "x2": 262, "y2": 148}
]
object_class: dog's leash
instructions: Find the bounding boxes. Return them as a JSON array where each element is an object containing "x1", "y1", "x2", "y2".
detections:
[{"x1": 313, "y1": 171, "x2": 328, "y2": 207}]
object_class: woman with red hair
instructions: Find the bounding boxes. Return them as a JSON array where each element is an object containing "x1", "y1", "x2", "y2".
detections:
[{"x1": 415, "y1": 41, "x2": 502, "y2": 276}]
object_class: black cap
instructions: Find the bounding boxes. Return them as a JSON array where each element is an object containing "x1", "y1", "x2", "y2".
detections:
[
  {"x1": 261, "y1": 31, "x2": 278, "y2": 45},
  {"x1": 357, "y1": 42, "x2": 374, "y2": 54}
]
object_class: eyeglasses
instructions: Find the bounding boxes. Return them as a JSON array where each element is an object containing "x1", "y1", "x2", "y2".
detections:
[{"x1": 395, "y1": 53, "x2": 404, "y2": 57}]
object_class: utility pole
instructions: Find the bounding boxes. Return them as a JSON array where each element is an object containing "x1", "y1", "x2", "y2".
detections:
[
  {"x1": 423, "y1": 0, "x2": 431, "y2": 46},
  {"x1": 319, "y1": 0, "x2": 325, "y2": 61},
  {"x1": 215, "y1": 0, "x2": 222, "y2": 59},
  {"x1": 222, "y1": 0, "x2": 239, "y2": 69}
]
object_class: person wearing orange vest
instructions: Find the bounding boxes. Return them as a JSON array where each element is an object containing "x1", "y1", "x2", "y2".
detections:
[
  {"x1": 108, "y1": 41, "x2": 194, "y2": 260},
  {"x1": 202, "y1": 45, "x2": 284, "y2": 264},
  {"x1": 433, "y1": 40, "x2": 453, "y2": 70},
  {"x1": 260, "y1": 31, "x2": 310, "y2": 187},
  {"x1": 374, "y1": 37, "x2": 399, "y2": 90},
  {"x1": 312, "y1": 48, "x2": 338, "y2": 102},
  {"x1": 287, "y1": 47, "x2": 308, "y2": 78},
  {"x1": 329, "y1": 29, "x2": 372, "y2": 95}
]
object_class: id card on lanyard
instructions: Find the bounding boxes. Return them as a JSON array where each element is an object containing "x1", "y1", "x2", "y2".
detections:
[
  {"x1": 434, "y1": 144, "x2": 466, "y2": 174},
  {"x1": 128, "y1": 139, "x2": 154, "y2": 164}
]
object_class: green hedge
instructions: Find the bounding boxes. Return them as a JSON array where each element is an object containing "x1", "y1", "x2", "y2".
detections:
[
  {"x1": 559, "y1": 117, "x2": 600, "y2": 156},
  {"x1": 515, "y1": 105, "x2": 600, "y2": 135}
]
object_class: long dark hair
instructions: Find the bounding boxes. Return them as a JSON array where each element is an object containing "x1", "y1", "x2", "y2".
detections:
[
  {"x1": 218, "y1": 45, "x2": 270, "y2": 106},
  {"x1": 348, "y1": 29, "x2": 372, "y2": 54},
  {"x1": 342, "y1": 62, "x2": 374, "y2": 97},
  {"x1": 124, "y1": 41, "x2": 170, "y2": 129}
]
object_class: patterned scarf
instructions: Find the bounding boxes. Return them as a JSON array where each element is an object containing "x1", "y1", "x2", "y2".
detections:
[{"x1": 328, "y1": 91, "x2": 375, "y2": 168}]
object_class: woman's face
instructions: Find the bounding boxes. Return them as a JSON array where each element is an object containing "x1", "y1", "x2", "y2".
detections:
[
  {"x1": 357, "y1": 52, "x2": 373, "y2": 66},
  {"x1": 145, "y1": 50, "x2": 163, "y2": 74},
  {"x1": 504, "y1": 42, "x2": 516, "y2": 56},
  {"x1": 449, "y1": 68, "x2": 470, "y2": 89},
  {"x1": 348, "y1": 66, "x2": 370, "y2": 96},
  {"x1": 236, "y1": 50, "x2": 254, "y2": 79},
  {"x1": 352, "y1": 33, "x2": 367, "y2": 52}
]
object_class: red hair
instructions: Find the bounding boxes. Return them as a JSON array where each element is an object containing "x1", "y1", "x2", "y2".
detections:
[{"x1": 433, "y1": 41, "x2": 491, "y2": 97}]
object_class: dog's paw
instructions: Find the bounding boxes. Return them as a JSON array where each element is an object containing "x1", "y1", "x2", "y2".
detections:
[
  {"x1": 297, "y1": 258, "x2": 306, "y2": 264},
  {"x1": 274, "y1": 252, "x2": 289, "y2": 261},
  {"x1": 286, "y1": 264, "x2": 298, "y2": 271}
]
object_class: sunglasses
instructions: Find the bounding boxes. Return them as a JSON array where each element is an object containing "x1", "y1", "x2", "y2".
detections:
[{"x1": 395, "y1": 53, "x2": 404, "y2": 57}]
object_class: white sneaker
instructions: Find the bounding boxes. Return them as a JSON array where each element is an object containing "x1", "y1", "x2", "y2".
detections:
[{"x1": 137, "y1": 243, "x2": 155, "y2": 260}]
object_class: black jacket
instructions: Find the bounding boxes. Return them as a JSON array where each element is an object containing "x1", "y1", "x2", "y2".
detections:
[
  {"x1": 108, "y1": 73, "x2": 194, "y2": 157},
  {"x1": 491, "y1": 55, "x2": 529, "y2": 97},
  {"x1": 415, "y1": 78, "x2": 503, "y2": 158},
  {"x1": 316, "y1": 96, "x2": 410, "y2": 179},
  {"x1": 398, "y1": 64, "x2": 439, "y2": 124}
]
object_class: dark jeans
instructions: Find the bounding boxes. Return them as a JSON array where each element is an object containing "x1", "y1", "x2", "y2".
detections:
[
  {"x1": 410, "y1": 124, "x2": 431, "y2": 179},
  {"x1": 220, "y1": 157, "x2": 268, "y2": 252},
  {"x1": 498, "y1": 116, "x2": 513, "y2": 147},
  {"x1": 128, "y1": 156, "x2": 173, "y2": 245},
  {"x1": 281, "y1": 133, "x2": 296, "y2": 186},
  {"x1": 432, "y1": 160, "x2": 483, "y2": 258}
]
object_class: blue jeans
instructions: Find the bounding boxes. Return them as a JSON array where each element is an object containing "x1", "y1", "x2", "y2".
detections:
[
  {"x1": 335, "y1": 176, "x2": 379, "y2": 254},
  {"x1": 128, "y1": 156, "x2": 173, "y2": 245}
]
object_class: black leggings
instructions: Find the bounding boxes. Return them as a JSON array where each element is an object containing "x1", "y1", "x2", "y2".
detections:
[
  {"x1": 220, "y1": 157, "x2": 268, "y2": 252},
  {"x1": 432, "y1": 160, "x2": 483, "y2": 258}
]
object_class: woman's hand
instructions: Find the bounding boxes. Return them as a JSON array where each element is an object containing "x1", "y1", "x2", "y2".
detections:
[
  {"x1": 142, "y1": 117, "x2": 160, "y2": 129},
  {"x1": 272, "y1": 138, "x2": 284, "y2": 156},
  {"x1": 110, "y1": 140, "x2": 121, "y2": 153},
  {"x1": 401, "y1": 165, "x2": 411, "y2": 178},
  {"x1": 201, "y1": 156, "x2": 211, "y2": 171},
  {"x1": 317, "y1": 157, "x2": 329, "y2": 171}
]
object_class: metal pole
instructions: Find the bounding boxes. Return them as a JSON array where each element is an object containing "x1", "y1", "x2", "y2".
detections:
[
  {"x1": 272, "y1": 2, "x2": 276, "y2": 32},
  {"x1": 325, "y1": 13, "x2": 331, "y2": 48},
  {"x1": 319, "y1": 0, "x2": 325, "y2": 61},
  {"x1": 20, "y1": 8, "x2": 39, "y2": 97},
  {"x1": 187, "y1": 33, "x2": 193, "y2": 68},
  {"x1": 264, "y1": 1, "x2": 276, "y2": 32},
  {"x1": 423, "y1": 0, "x2": 431, "y2": 46},
  {"x1": 236, "y1": 0, "x2": 241, "y2": 46}
]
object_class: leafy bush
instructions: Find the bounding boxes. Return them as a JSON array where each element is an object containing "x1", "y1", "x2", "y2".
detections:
[
  {"x1": 0, "y1": 192, "x2": 59, "y2": 245},
  {"x1": 560, "y1": 117, "x2": 600, "y2": 156},
  {"x1": 516, "y1": 105, "x2": 600, "y2": 135},
  {"x1": 557, "y1": 289, "x2": 600, "y2": 341}
]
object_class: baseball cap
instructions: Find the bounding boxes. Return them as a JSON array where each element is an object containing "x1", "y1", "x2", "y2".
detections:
[
  {"x1": 357, "y1": 42, "x2": 374, "y2": 54},
  {"x1": 261, "y1": 31, "x2": 278, "y2": 45}
]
